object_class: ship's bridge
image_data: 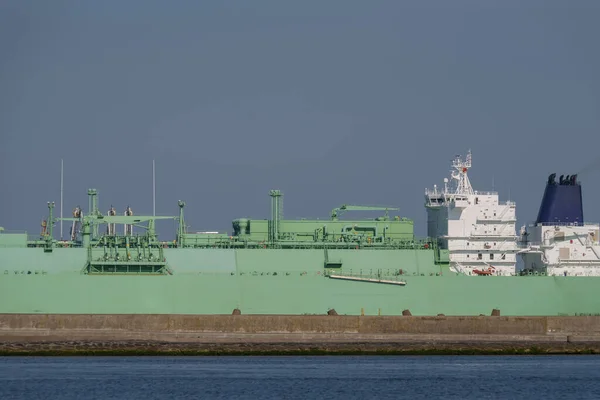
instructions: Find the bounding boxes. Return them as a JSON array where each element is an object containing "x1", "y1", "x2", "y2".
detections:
[{"x1": 424, "y1": 150, "x2": 518, "y2": 276}]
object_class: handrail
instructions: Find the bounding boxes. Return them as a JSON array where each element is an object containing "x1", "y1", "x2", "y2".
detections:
[{"x1": 526, "y1": 222, "x2": 598, "y2": 227}]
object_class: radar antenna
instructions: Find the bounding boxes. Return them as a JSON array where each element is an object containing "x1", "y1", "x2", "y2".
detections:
[{"x1": 448, "y1": 150, "x2": 474, "y2": 195}]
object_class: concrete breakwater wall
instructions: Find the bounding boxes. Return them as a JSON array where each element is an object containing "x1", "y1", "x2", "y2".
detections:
[
  {"x1": 3, "y1": 314, "x2": 600, "y2": 355},
  {"x1": 2, "y1": 314, "x2": 600, "y2": 342}
]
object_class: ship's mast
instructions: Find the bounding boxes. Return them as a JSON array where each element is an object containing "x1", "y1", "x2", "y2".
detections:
[
  {"x1": 448, "y1": 150, "x2": 474, "y2": 196},
  {"x1": 60, "y1": 159, "x2": 63, "y2": 240},
  {"x1": 177, "y1": 200, "x2": 186, "y2": 247}
]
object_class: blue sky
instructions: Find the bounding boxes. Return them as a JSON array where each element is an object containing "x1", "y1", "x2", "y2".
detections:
[{"x1": 1, "y1": 0, "x2": 599, "y2": 239}]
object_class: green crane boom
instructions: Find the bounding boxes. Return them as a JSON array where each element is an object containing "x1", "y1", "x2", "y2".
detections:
[{"x1": 330, "y1": 204, "x2": 399, "y2": 221}]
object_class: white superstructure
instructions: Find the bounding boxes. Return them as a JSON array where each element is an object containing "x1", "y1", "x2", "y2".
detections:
[
  {"x1": 518, "y1": 223, "x2": 600, "y2": 276},
  {"x1": 425, "y1": 151, "x2": 518, "y2": 276}
]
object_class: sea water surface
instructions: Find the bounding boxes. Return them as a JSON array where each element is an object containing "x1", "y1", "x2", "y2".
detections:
[{"x1": 1, "y1": 355, "x2": 600, "y2": 399}]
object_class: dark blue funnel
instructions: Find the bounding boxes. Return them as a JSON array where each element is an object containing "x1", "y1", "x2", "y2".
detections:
[{"x1": 535, "y1": 173, "x2": 583, "y2": 225}]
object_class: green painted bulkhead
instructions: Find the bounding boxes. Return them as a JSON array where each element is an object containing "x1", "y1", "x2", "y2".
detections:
[
  {"x1": 1, "y1": 189, "x2": 600, "y2": 316},
  {"x1": 230, "y1": 217, "x2": 413, "y2": 244},
  {"x1": 0, "y1": 232, "x2": 28, "y2": 248}
]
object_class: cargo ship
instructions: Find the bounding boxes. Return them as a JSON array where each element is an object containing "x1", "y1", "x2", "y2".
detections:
[{"x1": 1, "y1": 151, "x2": 599, "y2": 316}]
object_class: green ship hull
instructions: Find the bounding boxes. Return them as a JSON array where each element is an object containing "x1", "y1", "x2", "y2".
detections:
[
  {"x1": 2, "y1": 247, "x2": 600, "y2": 316},
  {"x1": 2, "y1": 159, "x2": 599, "y2": 317}
]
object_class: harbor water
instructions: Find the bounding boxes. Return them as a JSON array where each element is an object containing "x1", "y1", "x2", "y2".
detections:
[{"x1": 1, "y1": 355, "x2": 600, "y2": 399}]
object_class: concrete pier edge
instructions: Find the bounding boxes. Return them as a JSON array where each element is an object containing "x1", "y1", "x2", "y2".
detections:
[{"x1": 2, "y1": 314, "x2": 600, "y2": 355}]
